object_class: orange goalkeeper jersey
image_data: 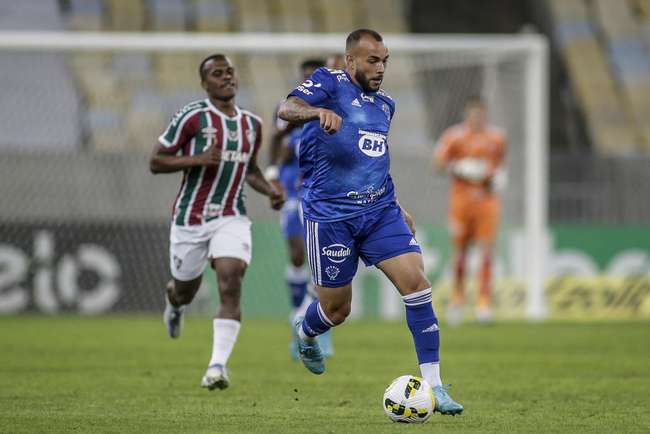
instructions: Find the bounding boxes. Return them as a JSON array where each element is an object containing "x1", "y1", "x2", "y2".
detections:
[{"x1": 435, "y1": 123, "x2": 507, "y2": 199}]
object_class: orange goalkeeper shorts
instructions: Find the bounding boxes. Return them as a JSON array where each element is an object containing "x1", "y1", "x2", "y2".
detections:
[{"x1": 448, "y1": 193, "x2": 500, "y2": 246}]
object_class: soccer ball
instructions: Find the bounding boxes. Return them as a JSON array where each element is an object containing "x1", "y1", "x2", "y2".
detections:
[{"x1": 382, "y1": 375, "x2": 434, "y2": 423}]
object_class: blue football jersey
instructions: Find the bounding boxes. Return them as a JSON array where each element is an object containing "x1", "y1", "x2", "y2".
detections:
[
  {"x1": 288, "y1": 67, "x2": 396, "y2": 222},
  {"x1": 275, "y1": 112, "x2": 302, "y2": 200}
]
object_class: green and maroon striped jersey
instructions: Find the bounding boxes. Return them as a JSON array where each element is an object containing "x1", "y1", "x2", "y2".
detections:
[{"x1": 158, "y1": 99, "x2": 262, "y2": 226}]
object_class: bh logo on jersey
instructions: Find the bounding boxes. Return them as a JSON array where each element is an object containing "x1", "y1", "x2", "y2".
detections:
[
  {"x1": 358, "y1": 129, "x2": 386, "y2": 157},
  {"x1": 322, "y1": 243, "x2": 351, "y2": 263}
]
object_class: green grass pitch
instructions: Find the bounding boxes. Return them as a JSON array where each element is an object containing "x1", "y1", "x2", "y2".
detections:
[{"x1": 1, "y1": 316, "x2": 649, "y2": 433}]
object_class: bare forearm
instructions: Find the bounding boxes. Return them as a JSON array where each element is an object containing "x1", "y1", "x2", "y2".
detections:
[
  {"x1": 246, "y1": 165, "x2": 276, "y2": 196},
  {"x1": 269, "y1": 133, "x2": 282, "y2": 166},
  {"x1": 269, "y1": 125, "x2": 297, "y2": 165},
  {"x1": 278, "y1": 97, "x2": 321, "y2": 124}
]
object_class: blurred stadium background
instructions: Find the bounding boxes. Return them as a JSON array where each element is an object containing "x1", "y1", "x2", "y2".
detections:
[{"x1": 0, "y1": 0, "x2": 649, "y2": 321}]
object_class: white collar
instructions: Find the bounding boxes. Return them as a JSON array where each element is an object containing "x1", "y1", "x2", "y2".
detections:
[{"x1": 206, "y1": 98, "x2": 240, "y2": 120}]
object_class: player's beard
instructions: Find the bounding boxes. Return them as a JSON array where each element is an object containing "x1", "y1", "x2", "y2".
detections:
[{"x1": 354, "y1": 70, "x2": 381, "y2": 92}]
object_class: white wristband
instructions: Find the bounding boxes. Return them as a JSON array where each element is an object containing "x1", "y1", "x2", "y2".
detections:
[{"x1": 264, "y1": 165, "x2": 279, "y2": 181}]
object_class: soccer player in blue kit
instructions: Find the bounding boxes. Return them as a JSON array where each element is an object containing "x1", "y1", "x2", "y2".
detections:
[
  {"x1": 278, "y1": 29, "x2": 463, "y2": 414},
  {"x1": 267, "y1": 59, "x2": 334, "y2": 359}
]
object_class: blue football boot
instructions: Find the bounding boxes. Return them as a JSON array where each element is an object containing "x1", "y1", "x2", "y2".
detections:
[
  {"x1": 433, "y1": 384, "x2": 464, "y2": 415},
  {"x1": 293, "y1": 316, "x2": 325, "y2": 375}
]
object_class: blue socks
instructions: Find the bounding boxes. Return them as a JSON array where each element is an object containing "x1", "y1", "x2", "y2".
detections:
[
  {"x1": 403, "y1": 288, "x2": 440, "y2": 364},
  {"x1": 287, "y1": 265, "x2": 309, "y2": 309},
  {"x1": 301, "y1": 300, "x2": 333, "y2": 338}
]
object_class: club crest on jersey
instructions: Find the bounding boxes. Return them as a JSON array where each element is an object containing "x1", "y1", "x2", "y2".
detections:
[
  {"x1": 201, "y1": 126, "x2": 218, "y2": 140},
  {"x1": 322, "y1": 243, "x2": 351, "y2": 263},
  {"x1": 382, "y1": 103, "x2": 391, "y2": 120},
  {"x1": 228, "y1": 129, "x2": 238, "y2": 141},
  {"x1": 325, "y1": 266, "x2": 340, "y2": 280},
  {"x1": 358, "y1": 129, "x2": 387, "y2": 157}
]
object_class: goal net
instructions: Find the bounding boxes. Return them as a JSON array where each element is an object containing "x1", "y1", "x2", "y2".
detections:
[{"x1": 0, "y1": 32, "x2": 548, "y2": 319}]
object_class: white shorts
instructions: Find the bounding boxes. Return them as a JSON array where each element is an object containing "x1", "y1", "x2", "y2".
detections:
[{"x1": 169, "y1": 216, "x2": 252, "y2": 281}]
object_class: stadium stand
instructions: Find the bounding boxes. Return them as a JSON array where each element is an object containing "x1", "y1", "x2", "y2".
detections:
[
  {"x1": 148, "y1": 0, "x2": 188, "y2": 31},
  {"x1": 0, "y1": 1, "x2": 81, "y2": 150},
  {"x1": 547, "y1": 0, "x2": 638, "y2": 154},
  {"x1": 66, "y1": 0, "x2": 104, "y2": 31},
  {"x1": 105, "y1": 0, "x2": 146, "y2": 31},
  {"x1": 0, "y1": 1, "x2": 648, "y2": 160},
  {"x1": 57, "y1": 0, "x2": 414, "y2": 155},
  {"x1": 361, "y1": 0, "x2": 407, "y2": 33},
  {"x1": 317, "y1": 0, "x2": 362, "y2": 32},
  {"x1": 195, "y1": 0, "x2": 233, "y2": 32},
  {"x1": 546, "y1": 0, "x2": 650, "y2": 154},
  {"x1": 275, "y1": 0, "x2": 315, "y2": 32}
]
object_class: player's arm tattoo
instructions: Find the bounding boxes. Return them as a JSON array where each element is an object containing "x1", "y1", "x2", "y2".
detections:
[
  {"x1": 279, "y1": 96, "x2": 342, "y2": 135},
  {"x1": 277, "y1": 96, "x2": 322, "y2": 124}
]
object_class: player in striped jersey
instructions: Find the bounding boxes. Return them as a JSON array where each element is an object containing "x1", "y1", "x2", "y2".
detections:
[{"x1": 150, "y1": 54, "x2": 284, "y2": 391}]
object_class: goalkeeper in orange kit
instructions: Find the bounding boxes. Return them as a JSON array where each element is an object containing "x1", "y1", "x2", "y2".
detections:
[{"x1": 433, "y1": 96, "x2": 507, "y2": 324}]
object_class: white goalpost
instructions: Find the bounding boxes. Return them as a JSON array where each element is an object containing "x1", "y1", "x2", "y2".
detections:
[{"x1": 0, "y1": 31, "x2": 548, "y2": 319}]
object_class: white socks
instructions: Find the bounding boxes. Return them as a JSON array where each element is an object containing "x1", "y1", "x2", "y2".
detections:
[
  {"x1": 420, "y1": 362, "x2": 442, "y2": 387},
  {"x1": 298, "y1": 322, "x2": 315, "y2": 342},
  {"x1": 286, "y1": 264, "x2": 310, "y2": 284},
  {"x1": 208, "y1": 318, "x2": 241, "y2": 367}
]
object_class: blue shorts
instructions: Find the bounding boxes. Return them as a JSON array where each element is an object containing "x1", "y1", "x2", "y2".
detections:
[
  {"x1": 280, "y1": 198, "x2": 304, "y2": 239},
  {"x1": 303, "y1": 202, "x2": 421, "y2": 288}
]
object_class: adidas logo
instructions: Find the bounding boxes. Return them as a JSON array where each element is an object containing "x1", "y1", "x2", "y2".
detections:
[
  {"x1": 409, "y1": 237, "x2": 418, "y2": 246},
  {"x1": 421, "y1": 323, "x2": 439, "y2": 333},
  {"x1": 351, "y1": 98, "x2": 361, "y2": 107}
]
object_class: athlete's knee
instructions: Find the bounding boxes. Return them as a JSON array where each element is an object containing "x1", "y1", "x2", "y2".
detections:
[
  {"x1": 321, "y1": 300, "x2": 351, "y2": 325},
  {"x1": 455, "y1": 243, "x2": 469, "y2": 258},
  {"x1": 214, "y1": 258, "x2": 245, "y2": 284},
  {"x1": 217, "y1": 279, "x2": 241, "y2": 320},
  {"x1": 170, "y1": 278, "x2": 201, "y2": 305},
  {"x1": 288, "y1": 239, "x2": 305, "y2": 267},
  {"x1": 401, "y1": 266, "x2": 431, "y2": 293},
  {"x1": 419, "y1": 276, "x2": 432, "y2": 290},
  {"x1": 218, "y1": 273, "x2": 242, "y2": 298},
  {"x1": 478, "y1": 241, "x2": 494, "y2": 257},
  {"x1": 289, "y1": 251, "x2": 305, "y2": 267}
]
